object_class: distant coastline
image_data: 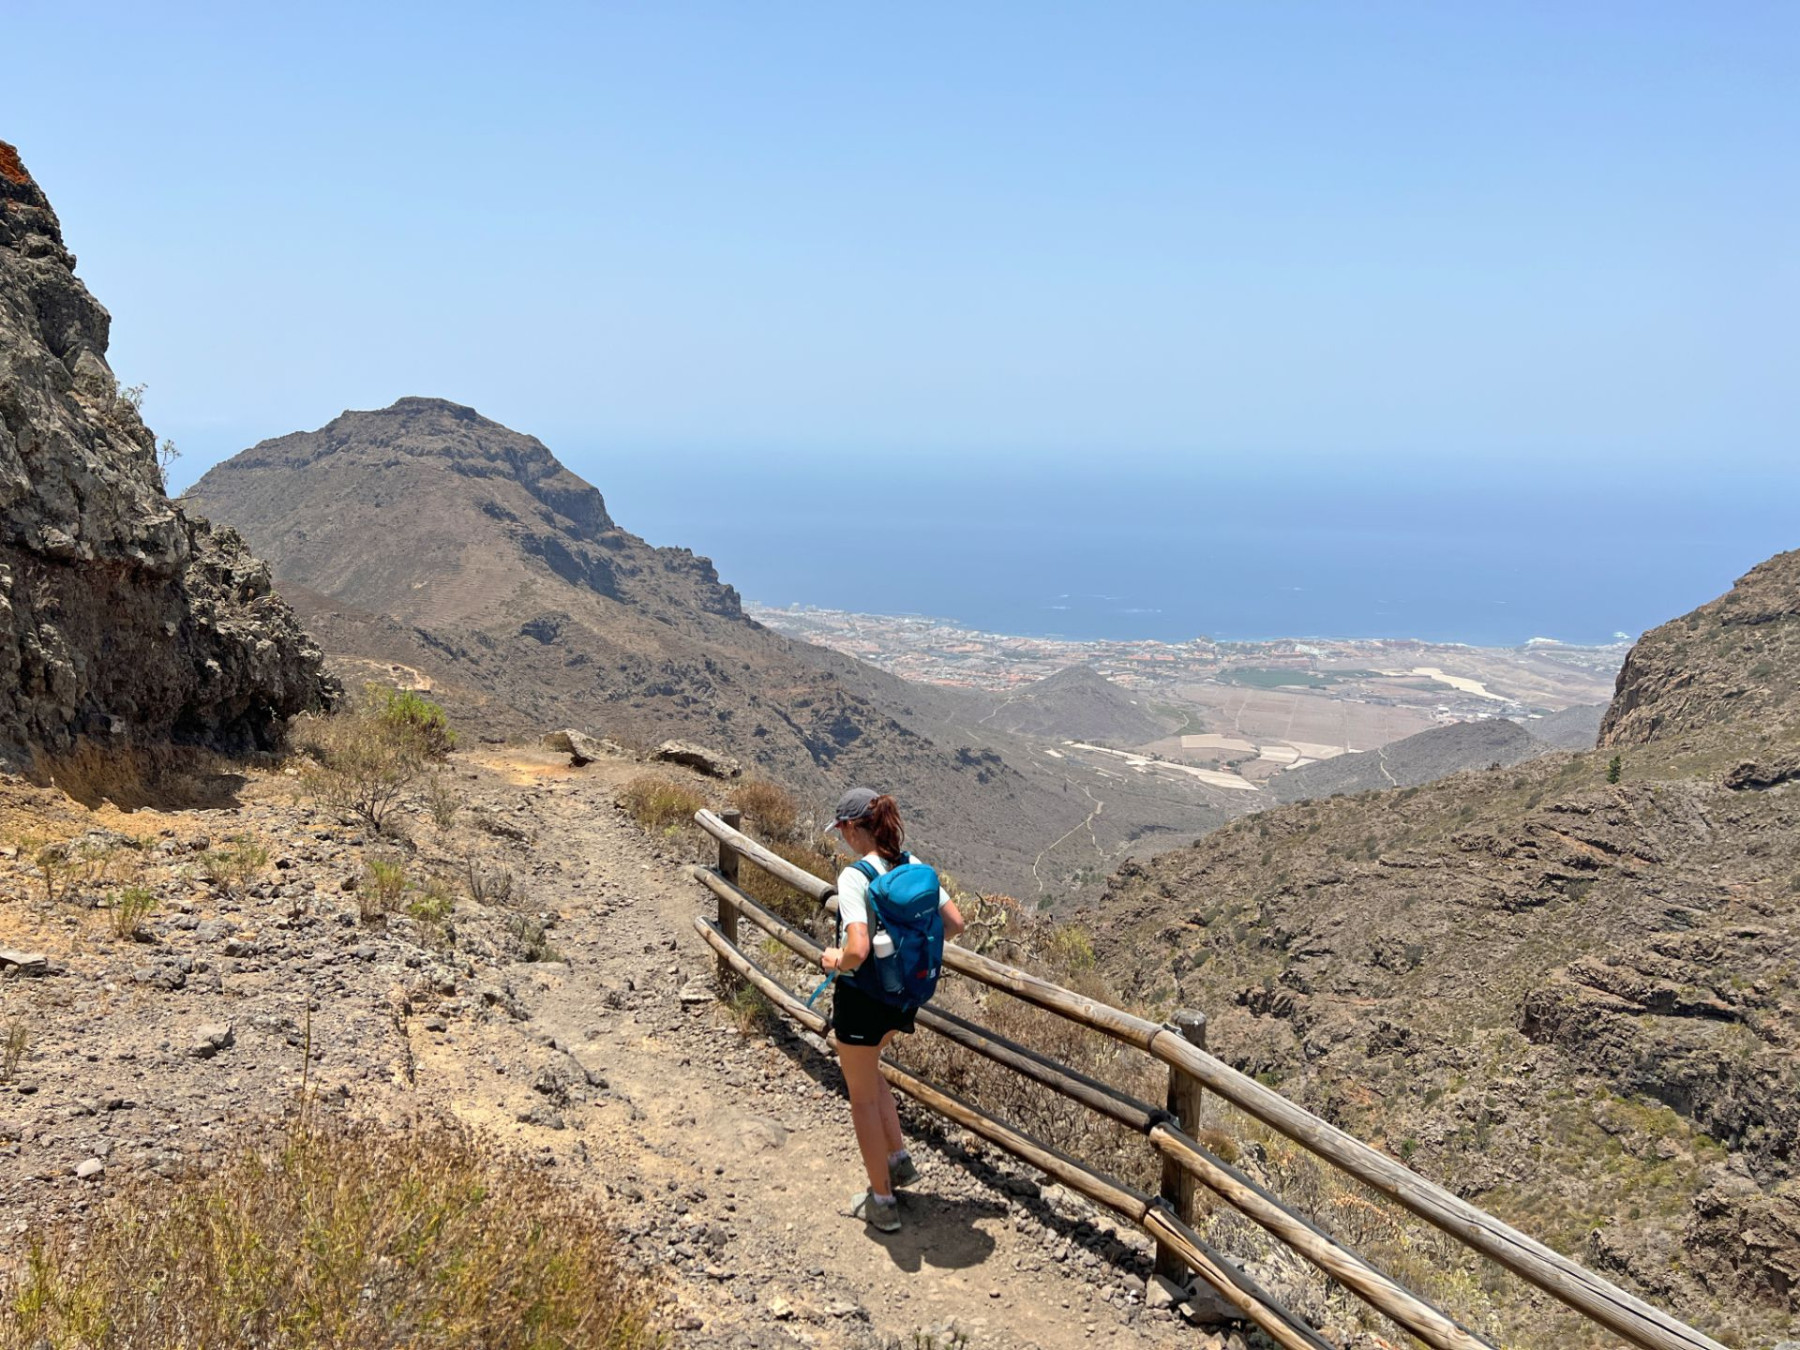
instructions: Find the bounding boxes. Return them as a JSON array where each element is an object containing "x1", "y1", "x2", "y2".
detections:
[{"x1": 749, "y1": 601, "x2": 1633, "y2": 658}]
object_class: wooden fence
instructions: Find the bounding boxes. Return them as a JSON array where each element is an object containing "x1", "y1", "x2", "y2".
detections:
[{"x1": 689, "y1": 808, "x2": 1725, "y2": 1350}]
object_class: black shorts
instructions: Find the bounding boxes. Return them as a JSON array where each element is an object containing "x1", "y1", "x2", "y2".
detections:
[{"x1": 831, "y1": 980, "x2": 916, "y2": 1047}]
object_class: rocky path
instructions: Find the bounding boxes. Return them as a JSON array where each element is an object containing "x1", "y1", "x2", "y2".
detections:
[{"x1": 427, "y1": 750, "x2": 1251, "y2": 1349}]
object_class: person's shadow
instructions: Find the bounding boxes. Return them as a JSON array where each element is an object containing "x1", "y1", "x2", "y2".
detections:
[{"x1": 871, "y1": 1190, "x2": 1004, "y2": 1272}]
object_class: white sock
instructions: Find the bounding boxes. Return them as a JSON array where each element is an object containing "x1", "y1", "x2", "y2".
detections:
[
  {"x1": 871, "y1": 1190, "x2": 896, "y2": 1204},
  {"x1": 888, "y1": 1149, "x2": 910, "y2": 1167}
]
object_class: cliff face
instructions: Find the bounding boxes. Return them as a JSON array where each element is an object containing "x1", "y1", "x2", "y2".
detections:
[{"x1": 0, "y1": 141, "x2": 330, "y2": 757}]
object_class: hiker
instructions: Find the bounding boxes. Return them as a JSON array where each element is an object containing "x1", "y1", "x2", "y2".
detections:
[{"x1": 820, "y1": 786, "x2": 965, "y2": 1233}]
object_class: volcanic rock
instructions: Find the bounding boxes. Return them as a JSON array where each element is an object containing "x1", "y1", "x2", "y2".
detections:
[{"x1": 0, "y1": 141, "x2": 331, "y2": 760}]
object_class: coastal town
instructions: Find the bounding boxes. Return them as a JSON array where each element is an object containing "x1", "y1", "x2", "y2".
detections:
[{"x1": 748, "y1": 602, "x2": 1626, "y2": 721}]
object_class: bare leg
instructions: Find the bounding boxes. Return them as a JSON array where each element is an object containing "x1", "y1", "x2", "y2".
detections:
[
  {"x1": 875, "y1": 1031, "x2": 904, "y2": 1154},
  {"x1": 836, "y1": 1041, "x2": 893, "y2": 1194}
]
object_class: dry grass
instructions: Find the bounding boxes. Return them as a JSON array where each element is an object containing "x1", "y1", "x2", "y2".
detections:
[
  {"x1": 0, "y1": 1112, "x2": 661, "y2": 1350},
  {"x1": 27, "y1": 739, "x2": 247, "y2": 812},
  {"x1": 618, "y1": 775, "x2": 708, "y2": 832},
  {"x1": 728, "y1": 779, "x2": 799, "y2": 841},
  {"x1": 738, "y1": 837, "x2": 836, "y2": 930},
  {"x1": 0, "y1": 1016, "x2": 27, "y2": 1082}
]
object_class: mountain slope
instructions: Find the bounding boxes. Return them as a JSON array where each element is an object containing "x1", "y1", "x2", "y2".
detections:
[
  {"x1": 976, "y1": 665, "x2": 1177, "y2": 744},
  {"x1": 0, "y1": 140, "x2": 327, "y2": 760},
  {"x1": 1085, "y1": 552, "x2": 1800, "y2": 1344},
  {"x1": 1268, "y1": 717, "x2": 1548, "y2": 803},
  {"x1": 190, "y1": 399, "x2": 1247, "y2": 893}
]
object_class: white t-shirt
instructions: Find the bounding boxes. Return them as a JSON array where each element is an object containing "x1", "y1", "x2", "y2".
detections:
[{"x1": 835, "y1": 851, "x2": 952, "y2": 943}]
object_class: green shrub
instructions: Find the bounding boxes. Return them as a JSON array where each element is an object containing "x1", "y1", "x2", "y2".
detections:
[
  {"x1": 1606, "y1": 754, "x2": 1622, "y2": 785},
  {"x1": 108, "y1": 885, "x2": 157, "y2": 941},
  {"x1": 295, "y1": 686, "x2": 446, "y2": 833},
  {"x1": 619, "y1": 775, "x2": 707, "y2": 832},
  {"x1": 377, "y1": 686, "x2": 456, "y2": 759},
  {"x1": 361, "y1": 858, "x2": 408, "y2": 924},
  {"x1": 0, "y1": 1114, "x2": 659, "y2": 1350},
  {"x1": 409, "y1": 876, "x2": 456, "y2": 924}
]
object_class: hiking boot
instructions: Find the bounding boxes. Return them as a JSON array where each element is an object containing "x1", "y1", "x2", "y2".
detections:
[
  {"x1": 850, "y1": 1188, "x2": 902, "y2": 1233},
  {"x1": 889, "y1": 1154, "x2": 922, "y2": 1189}
]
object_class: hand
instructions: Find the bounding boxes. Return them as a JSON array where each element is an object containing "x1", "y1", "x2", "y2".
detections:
[{"x1": 822, "y1": 948, "x2": 842, "y2": 972}]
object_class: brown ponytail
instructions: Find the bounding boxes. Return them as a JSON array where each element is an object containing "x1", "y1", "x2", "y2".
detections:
[{"x1": 863, "y1": 794, "x2": 906, "y2": 864}]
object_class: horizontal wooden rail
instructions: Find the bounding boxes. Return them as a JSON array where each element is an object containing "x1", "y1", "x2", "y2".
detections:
[
  {"x1": 878, "y1": 1060, "x2": 1334, "y2": 1350},
  {"x1": 696, "y1": 810, "x2": 835, "y2": 902},
  {"x1": 1150, "y1": 1125, "x2": 1493, "y2": 1350},
  {"x1": 693, "y1": 815, "x2": 1728, "y2": 1350},
  {"x1": 916, "y1": 1002, "x2": 1165, "y2": 1135}
]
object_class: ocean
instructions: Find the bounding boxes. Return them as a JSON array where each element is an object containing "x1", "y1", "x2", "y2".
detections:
[{"x1": 587, "y1": 454, "x2": 1795, "y2": 648}]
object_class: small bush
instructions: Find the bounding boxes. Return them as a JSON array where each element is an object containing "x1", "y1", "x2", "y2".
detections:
[
  {"x1": 726, "y1": 983, "x2": 777, "y2": 1035},
  {"x1": 108, "y1": 886, "x2": 157, "y2": 941},
  {"x1": 361, "y1": 858, "x2": 408, "y2": 923},
  {"x1": 409, "y1": 875, "x2": 456, "y2": 924},
  {"x1": 506, "y1": 913, "x2": 558, "y2": 963},
  {"x1": 1, "y1": 1017, "x2": 27, "y2": 1082},
  {"x1": 207, "y1": 837, "x2": 269, "y2": 900},
  {"x1": 619, "y1": 775, "x2": 707, "y2": 832},
  {"x1": 729, "y1": 779, "x2": 799, "y2": 841},
  {"x1": 1606, "y1": 754, "x2": 1622, "y2": 785},
  {"x1": 376, "y1": 687, "x2": 456, "y2": 759},
  {"x1": 465, "y1": 857, "x2": 517, "y2": 907},
  {"x1": 0, "y1": 1113, "x2": 659, "y2": 1350},
  {"x1": 425, "y1": 772, "x2": 463, "y2": 830}
]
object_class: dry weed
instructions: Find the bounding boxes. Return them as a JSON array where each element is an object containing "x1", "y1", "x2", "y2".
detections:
[
  {"x1": 0, "y1": 1113, "x2": 660, "y2": 1349},
  {"x1": 619, "y1": 774, "x2": 708, "y2": 832},
  {"x1": 729, "y1": 779, "x2": 799, "y2": 841}
]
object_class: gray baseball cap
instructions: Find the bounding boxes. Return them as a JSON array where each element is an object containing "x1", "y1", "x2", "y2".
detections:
[{"x1": 830, "y1": 786, "x2": 880, "y2": 827}]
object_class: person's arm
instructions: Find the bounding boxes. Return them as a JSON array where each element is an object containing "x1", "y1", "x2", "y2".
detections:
[
  {"x1": 940, "y1": 894, "x2": 966, "y2": 940},
  {"x1": 823, "y1": 867, "x2": 871, "y2": 971},
  {"x1": 824, "y1": 922, "x2": 871, "y2": 972}
]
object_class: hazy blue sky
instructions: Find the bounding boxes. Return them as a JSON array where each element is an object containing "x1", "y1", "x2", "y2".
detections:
[{"x1": 6, "y1": 3, "x2": 1796, "y2": 496}]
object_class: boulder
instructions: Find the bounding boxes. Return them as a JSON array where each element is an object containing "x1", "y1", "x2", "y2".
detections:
[
  {"x1": 654, "y1": 739, "x2": 741, "y2": 779},
  {"x1": 188, "y1": 1022, "x2": 234, "y2": 1058},
  {"x1": 542, "y1": 728, "x2": 604, "y2": 765}
]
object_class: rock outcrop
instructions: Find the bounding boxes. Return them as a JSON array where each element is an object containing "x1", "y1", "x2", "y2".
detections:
[
  {"x1": 1600, "y1": 548, "x2": 1800, "y2": 748},
  {"x1": 0, "y1": 140, "x2": 330, "y2": 759}
]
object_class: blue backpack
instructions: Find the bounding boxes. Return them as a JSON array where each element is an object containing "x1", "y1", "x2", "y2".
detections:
[{"x1": 847, "y1": 853, "x2": 945, "y2": 1009}]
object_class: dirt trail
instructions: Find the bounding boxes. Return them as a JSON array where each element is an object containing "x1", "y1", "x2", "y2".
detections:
[{"x1": 423, "y1": 750, "x2": 1238, "y2": 1349}]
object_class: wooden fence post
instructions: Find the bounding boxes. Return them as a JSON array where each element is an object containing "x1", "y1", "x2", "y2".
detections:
[
  {"x1": 1154, "y1": 1009, "x2": 1207, "y2": 1286},
  {"x1": 716, "y1": 809, "x2": 743, "y2": 990}
]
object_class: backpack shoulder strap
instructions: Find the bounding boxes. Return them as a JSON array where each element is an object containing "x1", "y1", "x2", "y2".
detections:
[{"x1": 850, "y1": 859, "x2": 879, "y2": 883}]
